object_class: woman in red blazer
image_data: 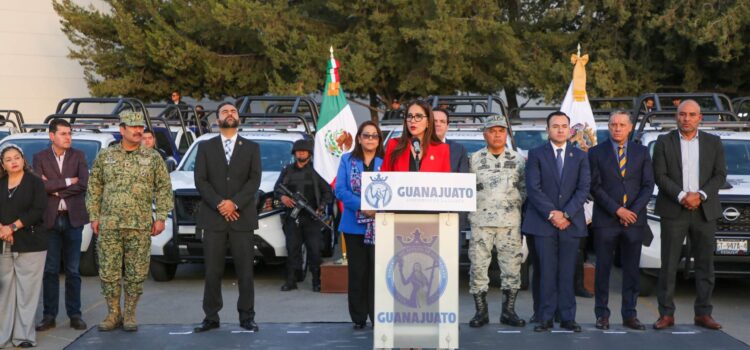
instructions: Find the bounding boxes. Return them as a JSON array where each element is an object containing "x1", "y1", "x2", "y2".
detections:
[{"x1": 382, "y1": 100, "x2": 451, "y2": 172}]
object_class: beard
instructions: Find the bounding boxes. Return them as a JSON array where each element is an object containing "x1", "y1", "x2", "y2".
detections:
[
  {"x1": 295, "y1": 155, "x2": 311, "y2": 163},
  {"x1": 219, "y1": 117, "x2": 238, "y2": 129}
]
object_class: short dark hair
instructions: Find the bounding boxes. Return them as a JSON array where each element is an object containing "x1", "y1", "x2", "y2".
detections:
[
  {"x1": 432, "y1": 107, "x2": 450, "y2": 123},
  {"x1": 49, "y1": 118, "x2": 71, "y2": 133},
  {"x1": 171, "y1": 90, "x2": 180, "y2": 95},
  {"x1": 143, "y1": 129, "x2": 154, "y2": 135},
  {"x1": 546, "y1": 111, "x2": 570, "y2": 127}
]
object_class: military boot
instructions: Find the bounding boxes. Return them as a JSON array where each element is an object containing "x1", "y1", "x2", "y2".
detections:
[
  {"x1": 280, "y1": 269, "x2": 298, "y2": 291},
  {"x1": 469, "y1": 292, "x2": 489, "y2": 328},
  {"x1": 98, "y1": 293, "x2": 122, "y2": 332},
  {"x1": 311, "y1": 267, "x2": 321, "y2": 292},
  {"x1": 500, "y1": 289, "x2": 526, "y2": 327},
  {"x1": 123, "y1": 294, "x2": 140, "y2": 332}
]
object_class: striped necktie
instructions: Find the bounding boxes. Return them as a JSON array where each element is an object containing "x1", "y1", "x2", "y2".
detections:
[
  {"x1": 224, "y1": 139, "x2": 232, "y2": 164},
  {"x1": 618, "y1": 145, "x2": 627, "y2": 204}
]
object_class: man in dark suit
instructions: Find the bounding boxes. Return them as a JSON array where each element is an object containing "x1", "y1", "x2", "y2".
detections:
[
  {"x1": 193, "y1": 102, "x2": 262, "y2": 333},
  {"x1": 522, "y1": 111, "x2": 590, "y2": 332},
  {"x1": 652, "y1": 100, "x2": 726, "y2": 330},
  {"x1": 34, "y1": 118, "x2": 90, "y2": 332},
  {"x1": 589, "y1": 111, "x2": 654, "y2": 331},
  {"x1": 433, "y1": 108, "x2": 469, "y2": 173}
]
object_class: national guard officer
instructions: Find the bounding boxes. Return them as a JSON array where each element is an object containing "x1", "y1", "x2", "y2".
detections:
[
  {"x1": 467, "y1": 115, "x2": 526, "y2": 328},
  {"x1": 86, "y1": 111, "x2": 173, "y2": 332},
  {"x1": 274, "y1": 139, "x2": 333, "y2": 292}
]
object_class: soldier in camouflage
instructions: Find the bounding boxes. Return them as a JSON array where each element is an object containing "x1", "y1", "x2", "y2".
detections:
[
  {"x1": 468, "y1": 114, "x2": 527, "y2": 328},
  {"x1": 86, "y1": 112, "x2": 173, "y2": 332}
]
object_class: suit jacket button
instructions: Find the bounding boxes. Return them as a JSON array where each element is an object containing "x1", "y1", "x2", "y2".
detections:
[
  {"x1": 226, "y1": 177, "x2": 230, "y2": 181},
  {"x1": 559, "y1": 195, "x2": 562, "y2": 198}
]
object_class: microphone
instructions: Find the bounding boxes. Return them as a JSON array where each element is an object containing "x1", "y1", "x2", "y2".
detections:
[{"x1": 411, "y1": 138, "x2": 421, "y2": 171}]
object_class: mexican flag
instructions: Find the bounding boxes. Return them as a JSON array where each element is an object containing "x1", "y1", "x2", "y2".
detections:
[{"x1": 314, "y1": 48, "x2": 358, "y2": 184}]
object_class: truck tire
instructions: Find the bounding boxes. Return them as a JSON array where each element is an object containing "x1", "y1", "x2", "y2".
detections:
[
  {"x1": 639, "y1": 269, "x2": 658, "y2": 296},
  {"x1": 79, "y1": 235, "x2": 99, "y2": 276},
  {"x1": 150, "y1": 260, "x2": 178, "y2": 282}
]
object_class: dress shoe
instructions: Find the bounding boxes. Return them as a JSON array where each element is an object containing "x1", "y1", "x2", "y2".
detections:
[
  {"x1": 18, "y1": 342, "x2": 34, "y2": 348},
  {"x1": 193, "y1": 320, "x2": 220, "y2": 333},
  {"x1": 35, "y1": 315, "x2": 56, "y2": 331},
  {"x1": 534, "y1": 320, "x2": 553, "y2": 332},
  {"x1": 623, "y1": 318, "x2": 646, "y2": 330},
  {"x1": 595, "y1": 317, "x2": 609, "y2": 330},
  {"x1": 528, "y1": 313, "x2": 540, "y2": 324},
  {"x1": 240, "y1": 319, "x2": 259, "y2": 332},
  {"x1": 280, "y1": 282, "x2": 298, "y2": 291},
  {"x1": 694, "y1": 315, "x2": 722, "y2": 330},
  {"x1": 70, "y1": 316, "x2": 88, "y2": 330},
  {"x1": 560, "y1": 320, "x2": 582, "y2": 332},
  {"x1": 653, "y1": 315, "x2": 674, "y2": 330},
  {"x1": 353, "y1": 322, "x2": 366, "y2": 330}
]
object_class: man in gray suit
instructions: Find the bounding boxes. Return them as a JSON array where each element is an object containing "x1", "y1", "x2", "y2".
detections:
[{"x1": 652, "y1": 100, "x2": 726, "y2": 330}]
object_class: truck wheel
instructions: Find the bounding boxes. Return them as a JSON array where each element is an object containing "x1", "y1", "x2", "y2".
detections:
[
  {"x1": 79, "y1": 235, "x2": 99, "y2": 276},
  {"x1": 520, "y1": 259, "x2": 530, "y2": 291},
  {"x1": 150, "y1": 260, "x2": 177, "y2": 282},
  {"x1": 639, "y1": 270, "x2": 658, "y2": 296}
]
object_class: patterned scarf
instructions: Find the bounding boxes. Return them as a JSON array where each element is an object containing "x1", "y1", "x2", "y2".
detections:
[{"x1": 350, "y1": 157, "x2": 375, "y2": 245}]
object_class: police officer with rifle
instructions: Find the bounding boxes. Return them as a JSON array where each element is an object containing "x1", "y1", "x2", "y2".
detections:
[{"x1": 274, "y1": 140, "x2": 333, "y2": 292}]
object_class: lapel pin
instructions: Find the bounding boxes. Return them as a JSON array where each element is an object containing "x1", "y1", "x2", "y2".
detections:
[
  {"x1": 238, "y1": 141, "x2": 243, "y2": 146},
  {"x1": 569, "y1": 152, "x2": 573, "y2": 157}
]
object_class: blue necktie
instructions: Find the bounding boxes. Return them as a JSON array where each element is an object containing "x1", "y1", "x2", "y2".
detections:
[{"x1": 556, "y1": 148, "x2": 563, "y2": 178}]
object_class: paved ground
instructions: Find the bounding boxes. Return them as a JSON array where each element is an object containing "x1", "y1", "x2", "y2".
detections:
[{"x1": 32, "y1": 261, "x2": 750, "y2": 349}]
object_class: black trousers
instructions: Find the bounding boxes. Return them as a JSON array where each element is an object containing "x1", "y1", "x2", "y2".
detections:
[
  {"x1": 202, "y1": 229, "x2": 255, "y2": 322},
  {"x1": 593, "y1": 227, "x2": 643, "y2": 319},
  {"x1": 344, "y1": 233, "x2": 375, "y2": 324},
  {"x1": 657, "y1": 211, "x2": 716, "y2": 317},
  {"x1": 284, "y1": 215, "x2": 322, "y2": 273}
]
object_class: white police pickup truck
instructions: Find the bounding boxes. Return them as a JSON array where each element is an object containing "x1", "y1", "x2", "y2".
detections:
[
  {"x1": 638, "y1": 127, "x2": 750, "y2": 295},
  {"x1": 0, "y1": 132, "x2": 117, "y2": 276},
  {"x1": 150, "y1": 131, "x2": 306, "y2": 281}
]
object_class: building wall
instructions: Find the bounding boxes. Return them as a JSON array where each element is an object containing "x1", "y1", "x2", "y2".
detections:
[{"x1": 0, "y1": 1, "x2": 106, "y2": 123}]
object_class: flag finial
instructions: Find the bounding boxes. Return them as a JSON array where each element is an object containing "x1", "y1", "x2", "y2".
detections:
[
  {"x1": 330, "y1": 46, "x2": 334, "y2": 59},
  {"x1": 577, "y1": 43, "x2": 581, "y2": 57}
]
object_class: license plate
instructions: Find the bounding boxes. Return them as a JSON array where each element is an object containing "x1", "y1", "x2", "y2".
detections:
[{"x1": 715, "y1": 239, "x2": 749, "y2": 256}]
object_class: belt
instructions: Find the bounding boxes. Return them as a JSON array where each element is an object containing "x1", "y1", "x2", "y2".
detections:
[{"x1": 57, "y1": 210, "x2": 68, "y2": 216}]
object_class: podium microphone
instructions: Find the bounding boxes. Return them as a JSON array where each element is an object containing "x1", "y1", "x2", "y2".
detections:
[{"x1": 412, "y1": 138, "x2": 421, "y2": 172}]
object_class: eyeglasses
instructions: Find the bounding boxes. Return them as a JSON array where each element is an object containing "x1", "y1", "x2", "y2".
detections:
[
  {"x1": 406, "y1": 113, "x2": 426, "y2": 122},
  {"x1": 360, "y1": 133, "x2": 380, "y2": 140}
]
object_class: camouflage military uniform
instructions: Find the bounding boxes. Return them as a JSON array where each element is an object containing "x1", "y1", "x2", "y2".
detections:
[
  {"x1": 468, "y1": 147, "x2": 526, "y2": 293},
  {"x1": 87, "y1": 142, "x2": 173, "y2": 297}
]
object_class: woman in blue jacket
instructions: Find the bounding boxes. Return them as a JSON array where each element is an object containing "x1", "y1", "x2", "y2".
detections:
[{"x1": 335, "y1": 121, "x2": 383, "y2": 330}]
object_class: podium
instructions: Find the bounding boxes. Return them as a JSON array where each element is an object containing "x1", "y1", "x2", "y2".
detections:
[{"x1": 362, "y1": 172, "x2": 476, "y2": 349}]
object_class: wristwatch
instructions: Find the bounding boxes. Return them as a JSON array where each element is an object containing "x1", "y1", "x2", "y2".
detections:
[
  {"x1": 563, "y1": 212, "x2": 570, "y2": 219},
  {"x1": 10, "y1": 223, "x2": 18, "y2": 232}
]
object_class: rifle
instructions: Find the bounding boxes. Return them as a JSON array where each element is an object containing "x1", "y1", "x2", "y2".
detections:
[{"x1": 277, "y1": 183, "x2": 334, "y2": 232}]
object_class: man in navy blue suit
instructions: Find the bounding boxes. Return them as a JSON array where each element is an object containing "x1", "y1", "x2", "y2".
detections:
[
  {"x1": 522, "y1": 111, "x2": 590, "y2": 332},
  {"x1": 589, "y1": 111, "x2": 654, "y2": 331}
]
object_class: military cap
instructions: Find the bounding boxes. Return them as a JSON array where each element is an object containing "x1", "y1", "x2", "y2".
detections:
[
  {"x1": 482, "y1": 114, "x2": 508, "y2": 130},
  {"x1": 119, "y1": 111, "x2": 146, "y2": 127}
]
